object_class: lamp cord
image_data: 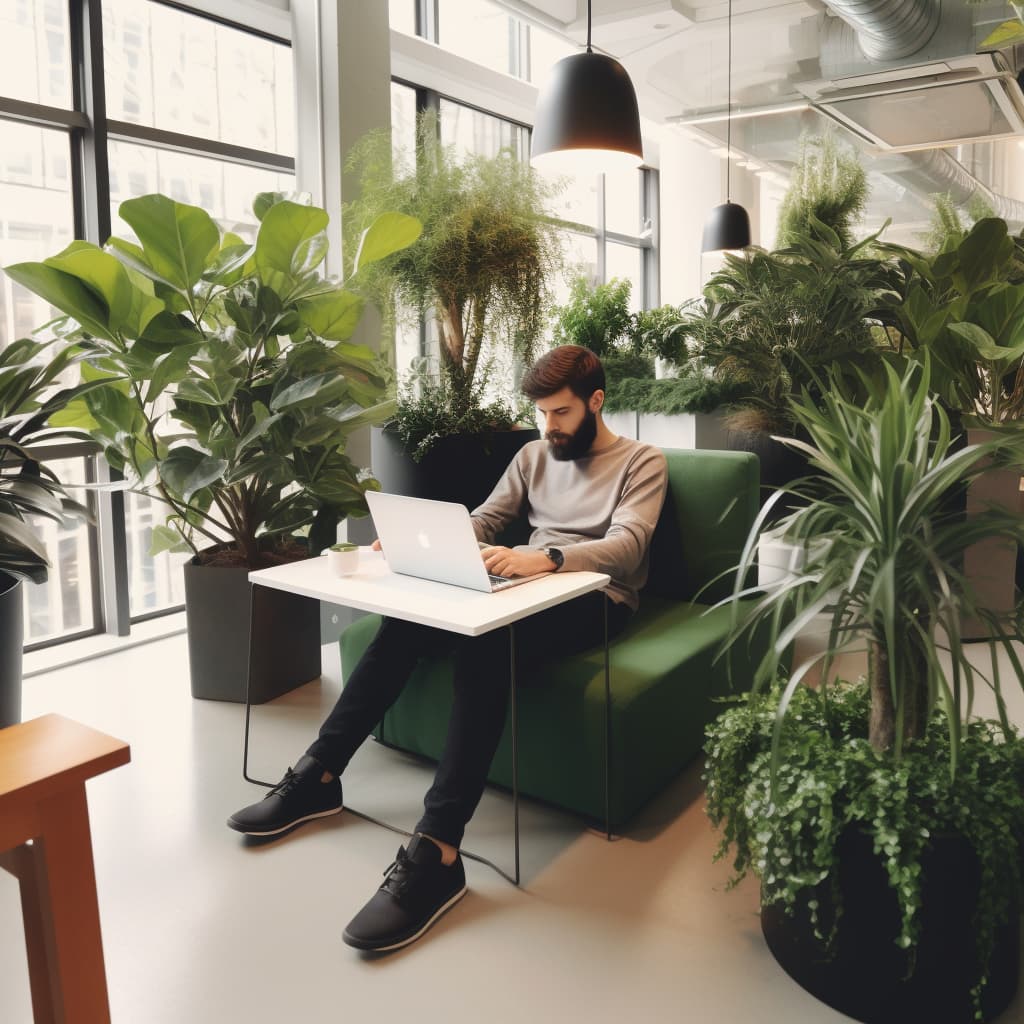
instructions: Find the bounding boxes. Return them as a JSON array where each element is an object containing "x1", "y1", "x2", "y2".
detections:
[
  {"x1": 726, "y1": 0, "x2": 732, "y2": 201},
  {"x1": 586, "y1": 0, "x2": 592, "y2": 52}
]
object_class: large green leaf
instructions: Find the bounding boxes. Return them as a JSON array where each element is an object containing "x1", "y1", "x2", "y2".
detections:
[
  {"x1": 255, "y1": 202, "x2": 329, "y2": 282},
  {"x1": 253, "y1": 191, "x2": 312, "y2": 222},
  {"x1": 3, "y1": 262, "x2": 116, "y2": 341},
  {"x1": 296, "y1": 290, "x2": 364, "y2": 341},
  {"x1": 949, "y1": 322, "x2": 1024, "y2": 365},
  {"x1": 160, "y1": 447, "x2": 227, "y2": 503},
  {"x1": 119, "y1": 194, "x2": 220, "y2": 291},
  {"x1": 270, "y1": 371, "x2": 349, "y2": 412},
  {"x1": 352, "y1": 212, "x2": 423, "y2": 272},
  {"x1": 43, "y1": 241, "x2": 135, "y2": 330}
]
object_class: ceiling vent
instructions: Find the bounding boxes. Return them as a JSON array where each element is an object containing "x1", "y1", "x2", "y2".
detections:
[{"x1": 795, "y1": 3, "x2": 1024, "y2": 152}]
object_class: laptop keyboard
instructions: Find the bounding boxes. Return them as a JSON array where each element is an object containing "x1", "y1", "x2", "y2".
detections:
[{"x1": 488, "y1": 574, "x2": 511, "y2": 586}]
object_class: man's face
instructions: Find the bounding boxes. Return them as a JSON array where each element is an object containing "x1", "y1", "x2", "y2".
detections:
[{"x1": 536, "y1": 386, "x2": 600, "y2": 462}]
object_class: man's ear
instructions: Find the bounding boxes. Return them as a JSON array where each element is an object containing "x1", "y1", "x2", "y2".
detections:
[{"x1": 590, "y1": 389, "x2": 605, "y2": 414}]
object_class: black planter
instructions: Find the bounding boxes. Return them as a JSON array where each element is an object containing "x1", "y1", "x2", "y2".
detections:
[
  {"x1": 183, "y1": 559, "x2": 321, "y2": 704},
  {"x1": 371, "y1": 426, "x2": 540, "y2": 511},
  {"x1": 761, "y1": 828, "x2": 1020, "y2": 1023},
  {"x1": 0, "y1": 571, "x2": 23, "y2": 729}
]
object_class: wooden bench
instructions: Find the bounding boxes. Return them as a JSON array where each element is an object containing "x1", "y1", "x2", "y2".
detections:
[{"x1": 0, "y1": 714, "x2": 130, "y2": 1023}]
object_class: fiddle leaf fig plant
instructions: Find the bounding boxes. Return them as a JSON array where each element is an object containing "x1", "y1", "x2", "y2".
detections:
[
  {"x1": 4, "y1": 192, "x2": 421, "y2": 569},
  {"x1": 883, "y1": 217, "x2": 1024, "y2": 425}
]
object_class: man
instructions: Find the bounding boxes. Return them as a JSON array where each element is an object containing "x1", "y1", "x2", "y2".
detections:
[{"x1": 228, "y1": 344, "x2": 668, "y2": 951}]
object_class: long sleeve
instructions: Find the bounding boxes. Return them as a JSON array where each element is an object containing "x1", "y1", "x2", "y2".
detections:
[
  {"x1": 554, "y1": 445, "x2": 667, "y2": 580},
  {"x1": 469, "y1": 450, "x2": 529, "y2": 544},
  {"x1": 483, "y1": 436, "x2": 667, "y2": 611}
]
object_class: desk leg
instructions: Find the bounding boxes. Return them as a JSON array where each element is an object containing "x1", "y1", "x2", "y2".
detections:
[
  {"x1": 604, "y1": 595, "x2": 612, "y2": 842},
  {"x1": 30, "y1": 787, "x2": 113, "y2": 1024},
  {"x1": 242, "y1": 583, "x2": 272, "y2": 789},
  {"x1": 510, "y1": 621, "x2": 520, "y2": 886}
]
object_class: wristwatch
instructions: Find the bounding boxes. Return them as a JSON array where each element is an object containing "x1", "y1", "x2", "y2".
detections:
[{"x1": 544, "y1": 546, "x2": 564, "y2": 571}]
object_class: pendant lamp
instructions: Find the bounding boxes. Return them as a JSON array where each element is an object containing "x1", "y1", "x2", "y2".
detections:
[
  {"x1": 530, "y1": 0, "x2": 643, "y2": 175},
  {"x1": 701, "y1": 0, "x2": 751, "y2": 252}
]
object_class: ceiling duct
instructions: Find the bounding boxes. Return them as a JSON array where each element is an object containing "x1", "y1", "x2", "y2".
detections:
[
  {"x1": 797, "y1": 0, "x2": 1024, "y2": 151},
  {"x1": 822, "y1": 0, "x2": 939, "y2": 62}
]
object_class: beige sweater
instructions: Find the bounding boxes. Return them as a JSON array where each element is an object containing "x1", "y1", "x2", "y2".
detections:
[{"x1": 470, "y1": 436, "x2": 668, "y2": 610}]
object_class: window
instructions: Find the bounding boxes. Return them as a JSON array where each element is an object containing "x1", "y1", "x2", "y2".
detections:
[
  {"x1": 103, "y1": 0, "x2": 294, "y2": 155},
  {"x1": 0, "y1": 0, "x2": 296, "y2": 647},
  {"x1": 0, "y1": 0, "x2": 72, "y2": 107},
  {"x1": 439, "y1": 98, "x2": 527, "y2": 160}
]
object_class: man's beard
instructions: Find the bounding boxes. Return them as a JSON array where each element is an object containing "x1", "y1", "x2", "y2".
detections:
[{"x1": 546, "y1": 408, "x2": 597, "y2": 461}]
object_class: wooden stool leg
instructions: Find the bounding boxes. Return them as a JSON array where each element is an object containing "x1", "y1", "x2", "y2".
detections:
[
  {"x1": 33, "y1": 786, "x2": 113, "y2": 1024},
  {"x1": 0, "y1": 844, "x2": 58, "y2": 1024}
]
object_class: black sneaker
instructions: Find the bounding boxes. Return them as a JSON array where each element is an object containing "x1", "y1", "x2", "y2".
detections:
[
  {"x1": 227, "y1": 755, "x2": 343, "y2": 837},
  {"x1": 342, "y1": 835, "x2": 467, "y2": 952}
]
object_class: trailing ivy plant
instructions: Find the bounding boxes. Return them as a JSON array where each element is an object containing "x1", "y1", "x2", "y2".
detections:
[
  {"x1": 707, "y1": 357, "x2": 1024, "y2": 1012},
  {"x1": 705, "y1": 683, "x2": 1024, "y2": 1013},
  {"x1": 5, "y1": 192, "x2": 421, "y2": 568}
]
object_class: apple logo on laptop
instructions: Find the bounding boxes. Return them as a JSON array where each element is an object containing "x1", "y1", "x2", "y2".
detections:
[{"x1": 417, "y1": 531, "x2": 431, "y2": 549}]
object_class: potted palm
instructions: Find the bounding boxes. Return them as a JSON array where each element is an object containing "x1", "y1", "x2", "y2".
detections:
[
  {"x1": 343, "y1": 112, "x2": 563, "y2": 510},
  {"x1": 0, "y1": 338, "x2": 97, "y2": 726},
  {"x1": 704, "y1": 359, "x2": 1024, "y2": 1023},
  {"x1": 5, "y1": 192, "x2": 421, "y2": 702}
]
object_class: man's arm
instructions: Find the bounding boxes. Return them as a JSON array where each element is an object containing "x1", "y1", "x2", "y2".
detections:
[
  {"x1": 469, "y1": 448, "x2": 529, "y2": 543},
  {"x1": 555, "y1": 447, "x2": 668, "y2": 576}
]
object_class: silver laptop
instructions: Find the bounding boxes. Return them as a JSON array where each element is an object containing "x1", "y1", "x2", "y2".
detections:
[{"x1": 364, "y1": 491, "x2": 546, "y2": 593}]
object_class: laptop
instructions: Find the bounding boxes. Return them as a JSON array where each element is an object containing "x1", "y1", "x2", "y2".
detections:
[{"x1": 364, "y1": 491, "x2": 547, "y2": 593}]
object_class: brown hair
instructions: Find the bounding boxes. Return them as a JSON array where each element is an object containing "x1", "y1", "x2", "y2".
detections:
[{"x1": 520, "y1": 345, "x2": 605, "y2": 402}]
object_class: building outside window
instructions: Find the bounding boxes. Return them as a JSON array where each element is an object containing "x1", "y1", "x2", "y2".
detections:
[{"x1": 0, "y1": 0, "x2": 295, "y2": 646}]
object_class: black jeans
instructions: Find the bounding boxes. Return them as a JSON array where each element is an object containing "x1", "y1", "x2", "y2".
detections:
[{"x1": 306, "y1": 590, "x2": 631, "y2": 847}]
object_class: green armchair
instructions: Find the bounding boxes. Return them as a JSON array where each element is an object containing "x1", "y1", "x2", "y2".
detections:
[{"x1": 339, "y1": 448, "x2": 765, "y2": 830}]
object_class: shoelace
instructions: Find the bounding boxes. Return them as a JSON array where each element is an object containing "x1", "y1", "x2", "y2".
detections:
[
  {"x1": 268, "y1": 767, "x2": 300, "y2": 799},
  {"x1": 380, "y1": 847, "x2": 414, "y2": 900}
]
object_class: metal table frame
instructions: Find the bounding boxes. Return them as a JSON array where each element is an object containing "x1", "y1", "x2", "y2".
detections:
[{"x1": 240, "y1": 570, "x2": 612, "y2": 886}]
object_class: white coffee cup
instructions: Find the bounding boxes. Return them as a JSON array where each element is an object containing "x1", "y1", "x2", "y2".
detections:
[{"x1": 327, "y1": 544, "x2": 360, "y2": 576}]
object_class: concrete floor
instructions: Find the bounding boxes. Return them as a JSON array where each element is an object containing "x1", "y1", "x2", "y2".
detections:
[{"x1": 2, "y1": 633, "x2": 1023, "y2": 1024}]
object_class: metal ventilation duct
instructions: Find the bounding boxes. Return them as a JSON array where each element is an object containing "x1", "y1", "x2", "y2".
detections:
[{"x1": 822, "y1": 0, "x2": 939, "y2": 62}]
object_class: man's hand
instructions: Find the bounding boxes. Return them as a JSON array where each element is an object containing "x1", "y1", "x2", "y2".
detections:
[
  {"x1": 481, "y1": 545, "x2": 556, "y2": 578},
  {"x1": 371, "y1": 539, "x2": 382, "y2": 552}
]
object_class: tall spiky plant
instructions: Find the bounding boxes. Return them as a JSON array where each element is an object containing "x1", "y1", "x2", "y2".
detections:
[{"x1": 723, "y1": 357, "x2": 1024, "y2": 766}]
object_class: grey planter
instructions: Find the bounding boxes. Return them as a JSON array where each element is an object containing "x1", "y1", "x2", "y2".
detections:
[
  {"x1": 0, "y1": 571, "x2": 22, "y2": 728},
  {"x1": 183, "y1": 559, "x2": 321, "y2": 703},
  {"x1": 963, "y1": 427, "x2": 1020, "y2": 637}
]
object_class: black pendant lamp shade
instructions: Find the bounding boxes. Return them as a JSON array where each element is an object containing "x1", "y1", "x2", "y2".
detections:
[
  {"x1": 530, "y1": 0, "x2": 643, "y2": 174},
  {"x1": 531, "y1": 50, "x2": 643, "y2": 172},
  {"x1": 701, "y1": 0, "x2": 751, "y2": 252},
  {"x1": 702, "y1": 200, "x2": 751, "y2": 252}
]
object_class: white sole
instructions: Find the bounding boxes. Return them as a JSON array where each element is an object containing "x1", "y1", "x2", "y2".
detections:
[
  {"x1": 344, "y1": 885, "x2": 468, "y2": 952},
  {"x1": 229, "y1": 803, "x2": 344, "y2": 837}
]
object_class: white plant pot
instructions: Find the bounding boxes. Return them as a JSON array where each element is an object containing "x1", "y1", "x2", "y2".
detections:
[
  {"x1": 635, "y1": 410, "x2": 731, "y2": 450},
  {"x1": 603, "y1": 410, "x2": 639, "y2": 440},
  {"x1": 327, "y1": 547, "x2": 361, "y2": 576}
]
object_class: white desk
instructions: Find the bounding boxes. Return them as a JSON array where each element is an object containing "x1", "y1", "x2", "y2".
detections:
[
  {"x1": 243, "y1": 549, "x2": 610, "y2": 884},
  {"x1": 248, "y1": 548, "x2": 609, "y2": 637}
]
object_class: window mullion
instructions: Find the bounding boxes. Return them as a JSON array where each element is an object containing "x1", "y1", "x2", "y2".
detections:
[{"x1": 70, "y1": 0, "x2": 111, "y2": 245}]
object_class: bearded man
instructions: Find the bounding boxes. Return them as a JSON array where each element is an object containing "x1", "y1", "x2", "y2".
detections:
[{"x1": 227, "y1": 345, "x2": 668, "y2": 951}]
